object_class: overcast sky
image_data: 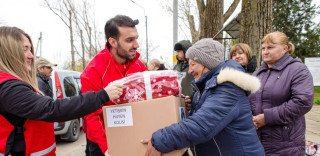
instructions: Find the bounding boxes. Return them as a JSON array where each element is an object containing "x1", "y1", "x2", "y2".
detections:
[
  {"x1": 0, "y1": 0, "x2": 178, "y2": 69},
  {"x1": 0, "y1": 0, "x2": 319, "y2": 69}
]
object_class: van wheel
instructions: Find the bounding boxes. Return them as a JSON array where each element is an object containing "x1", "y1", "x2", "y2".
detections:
[{"x1": 65, "y1": 119, "x2": 80, "y2": 142}]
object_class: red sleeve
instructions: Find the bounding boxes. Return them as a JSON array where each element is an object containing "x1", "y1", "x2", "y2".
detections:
[{"x1": 81, "y1": 65, "x2": 109, "y2": 153}]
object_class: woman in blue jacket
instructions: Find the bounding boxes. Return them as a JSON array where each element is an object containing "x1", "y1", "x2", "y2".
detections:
[{"x1": 143, "y1": 38, "x2": 265, "y2": 156}]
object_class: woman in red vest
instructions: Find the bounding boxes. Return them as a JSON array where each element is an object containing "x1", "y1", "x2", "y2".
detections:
[{"x1": 0, "y1": 26, "x2": 122, "y2": 156}]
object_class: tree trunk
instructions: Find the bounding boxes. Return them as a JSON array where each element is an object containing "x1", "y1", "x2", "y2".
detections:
[
  {"x1": 240, "y1": 0, "x2": 272, "y2": 67},
  {"x1": 201, "y1": 0, "x2": 223, "y2": 41},
  {"x1": 69, "y1": 10, "x2": 76, "y2": 71},
  {"x1": 80, "y1": 30, "x2": 86, "y2": 70},
  {"x1": 224, "y1": 0, "x2": 240, "y2": 23},
  {"x1": 88, "y1": 27, "x2": 93, "y2": 58},
  {"x1": 183, "y1": 0, "x2": 239, "y2": 43},
  {"x1": 187, "y1": 14, "x2": 199, "y2": 44}
]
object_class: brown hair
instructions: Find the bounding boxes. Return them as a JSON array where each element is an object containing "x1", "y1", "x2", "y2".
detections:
[
  {"x1": 229, "y1": 43, "x2": 253, "y2": 60},
  {"x1": 261, "y1": 32, "x2": 295, "y2": 55},
  {"x1": 0, "y1": 26, "x2": 42, "y2": 94}
]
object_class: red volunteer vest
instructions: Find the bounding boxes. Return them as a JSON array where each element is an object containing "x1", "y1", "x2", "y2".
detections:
[{"x1": 0, "y1": 72, "x2": 56, "y2": 156}]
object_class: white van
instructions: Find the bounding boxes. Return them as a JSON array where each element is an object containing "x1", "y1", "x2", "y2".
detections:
[{"x1": 50, "y1": 70, "x2": 82, "y2": 142}]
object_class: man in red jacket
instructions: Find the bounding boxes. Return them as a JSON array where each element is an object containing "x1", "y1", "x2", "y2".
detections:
[{"x1": 81, "y1": 15, "x2": 147, "y2": 156}]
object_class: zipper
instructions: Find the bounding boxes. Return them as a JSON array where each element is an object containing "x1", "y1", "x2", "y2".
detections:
[
  {"x1": 259, "y1": 69, "x2": 271, "y2": 113},
  {"x1": 213, "y1": 137, "x2": 222, "y2": 156},
  {"x1": 101, "y1": 60, "x2": 111, "y2": 88},
  {"x1": 114, "y1": 64, "x2": 125, "y2": 78},
  {"x1": 192, "y1": 83, "x2": 201, "y2": 103},
  {"x1": 123, "y1": 64, "x2": 130, "y2": 77}
]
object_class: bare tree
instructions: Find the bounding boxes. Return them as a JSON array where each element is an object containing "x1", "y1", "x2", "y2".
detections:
[
  {"x1": 43, "y1": 0, "x2": 77, "y2": 70},
  {"x1": 43, "y1": 0, "x2": 102, "y2": 71},
  {"x1": 138, "y1": 39, "x2": 159, "y2": 61},
  {"x1": 73, "y1": 0, "x2": 102, "y2": 58},
  {"x1": 240, "y1": 0, "x2": 272, "y2": 66},
  {"x1": 163, "y1": 0, "x2": 240, "y2": 43}
]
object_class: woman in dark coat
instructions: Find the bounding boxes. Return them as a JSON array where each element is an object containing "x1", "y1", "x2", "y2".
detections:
[
  {"x1": 229, "y1": 43, "x2": 257, "y2": 74},
  {"x1": 249, "y1": 32, "x2": 314, "y2": 155}
]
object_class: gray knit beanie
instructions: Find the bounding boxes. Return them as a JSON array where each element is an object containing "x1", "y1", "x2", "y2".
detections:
[{"x1": 186, "y1": 38, "x2": 224, "y2": 70}]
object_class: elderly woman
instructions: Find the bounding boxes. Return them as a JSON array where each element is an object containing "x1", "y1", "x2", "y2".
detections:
[
  {"x1": 249, "y1": 32, "x2": 314, "y2": 155},
  {"x1": 229, "y1": 43, "x2": 257, "y2": 74},
  {"x1": 142, "y1": 38, "x2": 265, "y2": 156},
  {"x1": 0, "y1": 26, "x2": 122, "y2": 156}
]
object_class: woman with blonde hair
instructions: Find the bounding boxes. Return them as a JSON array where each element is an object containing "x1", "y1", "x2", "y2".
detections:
[
  {"x1": 0, "y1": 26, "x2": 122, "y2": 156},
  {"x1": 229, "y1": 43, "x2": 257, "y2": 74},
  {"x1": 249, "y1": 32, "x2": 314, "y2": 155}
]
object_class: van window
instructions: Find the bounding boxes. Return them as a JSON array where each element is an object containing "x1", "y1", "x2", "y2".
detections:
[
  {"x1": 74, "y1": 77, "x2": 81, "y2": 93},
  {"x1": 63, "y1": 77, "x2": 77, "y2": 97}
]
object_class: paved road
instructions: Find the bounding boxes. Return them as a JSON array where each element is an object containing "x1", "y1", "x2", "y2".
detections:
[
  {"x1": 306, "y1": 105, "x2": 320, "y2": 143},
  {"x1": 56, "y1": 132, "x2": 86, "y2": 156},
  {"x1": 56, "y1": 105, "x2": 320, "y2": 155}
]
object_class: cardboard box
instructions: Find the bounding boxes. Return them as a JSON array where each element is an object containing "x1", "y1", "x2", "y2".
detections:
[{"x1": 102, "y1": 96, "x2": 187, "y2": 156}]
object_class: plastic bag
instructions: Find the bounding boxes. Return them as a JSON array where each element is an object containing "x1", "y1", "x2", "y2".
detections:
[{"x1": 110, "y1": 70, "x2": 186, "y2": 104}]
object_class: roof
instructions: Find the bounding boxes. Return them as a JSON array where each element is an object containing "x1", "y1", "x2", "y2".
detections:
[{"x1": 213, "y1": 13, "x2": 241, "y2": 39}]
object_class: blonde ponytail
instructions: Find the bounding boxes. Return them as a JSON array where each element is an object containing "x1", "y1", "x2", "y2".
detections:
[{"x1": 287, "y1": 42, "x2": 295, "y2": 55}]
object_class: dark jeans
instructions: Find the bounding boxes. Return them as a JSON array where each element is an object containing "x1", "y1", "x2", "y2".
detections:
[
  {"x1": 10, "y1": 152, "x2": 25, "y2": 156},
  {"x1": 85, "y1": 135, "x2": 104, "y2": 156}
]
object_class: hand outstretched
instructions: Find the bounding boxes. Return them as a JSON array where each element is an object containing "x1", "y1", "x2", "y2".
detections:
[{"x1": 104, "y1": 84, "x2": 123, "y2": 100}]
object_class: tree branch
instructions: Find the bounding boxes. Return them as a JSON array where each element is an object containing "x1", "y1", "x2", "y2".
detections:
[{"x1": 223, "y1": 0, "x2": 240, "y2": 23}]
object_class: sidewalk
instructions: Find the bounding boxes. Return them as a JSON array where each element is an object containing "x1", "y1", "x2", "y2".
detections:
[{"x1": 306, "y1": 105, "x2": 320, "y2": 143}]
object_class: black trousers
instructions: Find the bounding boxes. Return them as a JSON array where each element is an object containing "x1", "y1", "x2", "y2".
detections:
[
  {"x1": 85, "y1": 135, "x2": 104, "y2": 156},
  {"x1": 10, "y1": 152, "x2": 25, "y2": 156}
]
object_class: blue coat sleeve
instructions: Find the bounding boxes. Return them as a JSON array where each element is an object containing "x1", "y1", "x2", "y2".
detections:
[{"x1": 151, "y1": 82, "x2": 243, "y2": 153}]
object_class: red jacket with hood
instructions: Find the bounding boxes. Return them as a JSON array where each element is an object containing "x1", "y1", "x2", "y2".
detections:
[{"x1": 80, "y1": 45, "x2": 146, "y2": 153}]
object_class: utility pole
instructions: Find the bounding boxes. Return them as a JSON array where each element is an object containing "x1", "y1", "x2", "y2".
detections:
[
  {"x1": 35, "y1": 32, "x2": 42, "y2": 57},
  {"x1": 40, "y1": 32, "x2": 42, "y2": 57},
  {"x1": 145, "y1": 15, "x2": 148, "y2": 62},
  {"x1": 173, "y1": 0, "x2": 178, "y2": 66},
  {"x1": 130, "y1": 0, "x2": 149, "y2": 62}
]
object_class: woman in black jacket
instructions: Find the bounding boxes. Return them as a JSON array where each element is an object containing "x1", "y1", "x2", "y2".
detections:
[
  {"x1": 229, "y1": 43, "x2": 257, "y2": 74},
  {"x1": 0, "y1": 26, "x2": 122, "y2": 156}
]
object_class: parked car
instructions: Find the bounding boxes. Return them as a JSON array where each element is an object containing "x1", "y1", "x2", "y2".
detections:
[{"x1": 50, "y1": 70, "x2": 82, "y2": 142}]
